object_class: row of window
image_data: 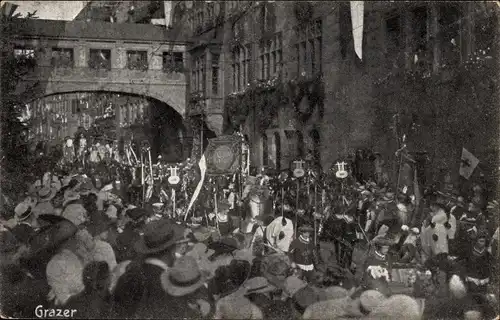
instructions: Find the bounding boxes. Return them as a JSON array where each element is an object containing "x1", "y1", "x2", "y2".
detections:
[
  {"x1": 14, "y1": 47, "x2": 184, "y2": 71},
  {"x1": 118, "y1": 102, "x2": 149, "y2": 126},
  {"x1": 229, "y1": 20, "x2": 320, "y2": 93},
  {"x1": 379, "y1": 4, "x2": 490, "y2": 70},
  {"x1": 192, "y1": 20, "x2": 319, "y2": 96}
]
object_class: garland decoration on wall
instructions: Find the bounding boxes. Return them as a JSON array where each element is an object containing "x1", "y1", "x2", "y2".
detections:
[
  {"x1": 224, "y1": 76, "x2": 288, "y2": 133},
  {"x1": 288, "y1": 73, "x2": 325, "y2": 123}
]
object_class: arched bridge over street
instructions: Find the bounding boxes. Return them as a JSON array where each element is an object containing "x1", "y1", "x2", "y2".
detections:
[{"x1": 11, "y1": 18, "x2": 188, "y2": 117}]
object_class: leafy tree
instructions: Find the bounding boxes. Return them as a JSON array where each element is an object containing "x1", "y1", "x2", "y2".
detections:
[{"x1": 0, "y1": 10, "x2": 38, "y2": 202}]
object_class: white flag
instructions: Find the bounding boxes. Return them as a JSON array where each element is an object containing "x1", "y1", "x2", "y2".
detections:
[
  {"x1": 184, "y1": 154, "x2": 207, "y2": 220},
  {"x1": 163, "y1": 1, "x2": 172, "y2": 28},
  {"x1": 350, "y1": 1, "x2": 364, "y2": 60},
  {"x1": 459, "y1": 148, "x2": 479, "y2": 180}
]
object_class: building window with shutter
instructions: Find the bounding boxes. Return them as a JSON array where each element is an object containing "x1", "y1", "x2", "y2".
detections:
[
  {"x1": 212, "y1": 53, "x2": 219, "y2": 95},
  {"x1": 244, "y1": 44, "x2": 252, "y2": 84},
  {"x1": 232, "y1": 46, "x2": 249, "y2": 92},
  {"x1": 260, "y1": 2, "x2": 276, "y2": 34},
  {"x1": 14, "y1": 47, "x2": 35, "y2": 60},
  {"x1": 411, "y1": 6, "x2": 431, "y2": 73},
  {"x1": 385, "y1": 12, "x2": 404, "y2": 68},
  {"x1": 295, "y1": 19, "x2": 321, "y2": 76},
  {"x1": 126, "y1": 50, "x2": 148, "y2": 70},
  {"x1": 163, "y1": 51, "x2": 184, "y2": 72},
  {"x1": 192, "y1": 55, "x2": 206, "y2": 94},
  {"x1": 439, "y1": 4, "x2": 462, "y2": 67},
  {"x1": 386, "y1": 14, "x2": 401, "y2": 50},
  {"x1": 262, "y1": 134, "x2": 268, "y2": 167},
  {"x1": 51, "y1": 48, "x2": 74, "y2": 68},
  {"x1": 89, "y1": 49, "x2": 111, "y2": 70},
  {"x1": 259, "y1": 33, "x2": 282, "y2": 80}
]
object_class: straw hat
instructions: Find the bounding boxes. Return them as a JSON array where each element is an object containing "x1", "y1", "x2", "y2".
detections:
[
  {"x1": 160, "y1": 256, "x2": 208, "y2": 297},
  {"x1": 14, "y1": 203, "x2": 33, "y2": 222},
  {"x1": 38, "y1": 186, "x2": 56, "y2": 202}
]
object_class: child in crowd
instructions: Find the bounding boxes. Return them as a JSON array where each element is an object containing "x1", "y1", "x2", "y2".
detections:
[{"x1": 289, "y1": 225, "x2": 316, "y2": 283}]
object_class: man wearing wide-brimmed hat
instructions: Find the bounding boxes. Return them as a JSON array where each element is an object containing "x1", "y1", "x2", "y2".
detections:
[
  {"x1": 112, "y1": 219, "x2": 190, "y2": 318},
  {"x1": 32, "y1": 186, "x2": 56, "y2": 217},
  {"x1": 113, "y1": 207, "x2": 147, "y2": 262},
  {"x1": 10, "y1": 202, "x2": 40, "y2": 244},
  {"x1": 159, "y1": 256, "x2": 212, "y2": 318}
]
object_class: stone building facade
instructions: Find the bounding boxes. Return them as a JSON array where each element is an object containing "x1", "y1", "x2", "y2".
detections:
[
  {"x1": 165, "y1": 1, "x2": 499, "y2": 190},
  {"x1": 13, "y1": 17, "x2": 189, "y2": 161}
]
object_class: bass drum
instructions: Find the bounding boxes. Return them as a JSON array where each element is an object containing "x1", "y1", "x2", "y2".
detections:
[{"x1": 248, "y1": 192, "x2": 273, "y2": 220}]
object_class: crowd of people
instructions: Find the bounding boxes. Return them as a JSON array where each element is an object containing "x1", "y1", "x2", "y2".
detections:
[{"x1": 0, "y1": 146, "x2": 499, "y2": 319}]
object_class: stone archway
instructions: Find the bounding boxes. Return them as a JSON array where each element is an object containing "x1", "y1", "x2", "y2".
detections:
[{"x1": 19, "y1": 80, "x2": 187, "y2": 118}]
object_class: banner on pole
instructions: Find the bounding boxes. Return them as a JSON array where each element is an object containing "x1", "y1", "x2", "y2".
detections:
[
  {"x1": 459, "y1": 148, "x2": 479, "y2": 180},
  {"x1": 350, "y1": 1, "x2": 364, "y2": 61},
  {"x1": 205, "y1": 135, "x2": 242, "y2": 175}
]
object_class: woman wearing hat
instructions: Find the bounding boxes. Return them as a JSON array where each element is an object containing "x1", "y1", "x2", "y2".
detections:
[{"x1": 289, "y1": 225, "x2": 317, "y2": 283}]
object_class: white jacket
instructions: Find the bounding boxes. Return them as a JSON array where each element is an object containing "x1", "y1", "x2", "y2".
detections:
[
  {"x1": 265, "y1": 217, "x2": 294, "y2": 253},
  {"x1": 421, "y1": 210, "x2": 449, "y2": 257}
]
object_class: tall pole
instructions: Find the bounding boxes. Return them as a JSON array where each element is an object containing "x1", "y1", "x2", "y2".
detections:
[
  {"x1": 239, "y1": 125, "x2": 244, "y2": 231},
  {"x1": 200, "y1": 114, "x2": 204, "y2": 159},
  {"x1": 295, "y1": 179, "x2": 299, "y2": 236}
]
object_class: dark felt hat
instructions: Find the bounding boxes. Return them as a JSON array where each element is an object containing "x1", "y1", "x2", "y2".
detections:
[
  {"x1": 210, "y1": 259, "x2": 252, "y2": 297},
  {"x1": 208, "y1": 236, "x2": 240, "y2": 257},
  {"x1": 134, "y1": 219, "x2": 186, "y2": 255},
  {"x1": 26, "y1": 216, "x2": 78, "y2": 257},
  {"x1": 126, "y1": 208, "x2": 148, "y2": 221}
]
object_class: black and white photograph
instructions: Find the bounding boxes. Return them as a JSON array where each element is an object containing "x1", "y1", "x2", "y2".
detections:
[{"x1": 0, "y1": 1, "x2": 499, "y2": 319}]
